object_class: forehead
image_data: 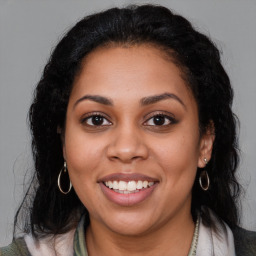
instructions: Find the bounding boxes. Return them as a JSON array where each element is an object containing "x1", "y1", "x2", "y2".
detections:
[{"x1": 70, "y1": 44, "x2": 194, "y2": 104}]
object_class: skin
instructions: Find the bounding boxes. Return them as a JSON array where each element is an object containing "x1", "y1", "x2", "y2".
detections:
[{"x1": 63, "y1": 45, "x2": 215, "y2": 256}]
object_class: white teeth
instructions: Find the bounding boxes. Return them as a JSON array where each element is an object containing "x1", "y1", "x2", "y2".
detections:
[
  {"x1": 137, "y1": 180, "x2": 143, "y2": 189},
  {"x1": 142, "y1": 181, "x2": 148, "y2": 188},
  {"x1": 108, "y1": 181, "x2": 113, "y2": 189},
  {"x1": 119, "y1": 181, "x2": 127, "y2": 191},
  {"x1": 127, "y1": 181, "x2": 137, "y2": 191},
  {"x1": 104, "y1": 180, "x2": 155, "y2": 192},
  {"x1": 113, "y1": 181, "x2": 119, "y2": 189},
  {"x1": 114, "y1": 189, "x2": 140, "y2": 194}
]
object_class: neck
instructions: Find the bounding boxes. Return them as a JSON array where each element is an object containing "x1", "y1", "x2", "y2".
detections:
[{"x1": 86, "y1": 209, "x2": 195, "y2": 256}]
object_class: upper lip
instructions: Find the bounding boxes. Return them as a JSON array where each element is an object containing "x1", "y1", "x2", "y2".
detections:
[{"x1": 98, "y1": 173, "x2": 158, "y2": 183}]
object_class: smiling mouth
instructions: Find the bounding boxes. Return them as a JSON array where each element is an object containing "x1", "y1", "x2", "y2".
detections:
[
  {"x1": 99, "y1": 173, "x2": 158, "y2": 206},
  {"x1": 104, "y1": 180, "x2": 155, "y2": 194}
]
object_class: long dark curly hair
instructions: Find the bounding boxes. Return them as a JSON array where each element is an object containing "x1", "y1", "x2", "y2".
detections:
[{"x1": 15, "y1": 4, "x2": 240, "y2": 238}]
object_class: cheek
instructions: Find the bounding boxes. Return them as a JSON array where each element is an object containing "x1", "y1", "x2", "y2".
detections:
[
  {"x1": 67, "y1": 145, "x2": 102, "y2": 173},
  {"x1": 153, "y1": 131, "x2": 200, "y2": 185},
  {"x1": 64, "y1": 134, "x2": 106, "y2": 211},
  {"x1": 64, "y1": 127, "x2": 105, "y2": 185}
]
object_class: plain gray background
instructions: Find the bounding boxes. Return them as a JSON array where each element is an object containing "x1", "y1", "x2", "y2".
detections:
[{"x1": 0, "y1": 0, "x2": 255, "y2": 246}]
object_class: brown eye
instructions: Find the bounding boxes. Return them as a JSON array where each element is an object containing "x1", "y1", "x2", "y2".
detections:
[
  {"x1": 145, "y1": 114, "x2": 175, "y2": 126},
  {"x1": 152, "y1": 115, "x2": 166, "y2": 125},
  {"x1": 91, "y1": 116, "x2": 104, "y2": 125},
  {"x1": 83, "y1": 115, "x2": 112, "y2": 126}
]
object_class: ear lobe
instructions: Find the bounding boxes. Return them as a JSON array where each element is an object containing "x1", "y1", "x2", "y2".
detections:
[{"x1": 198, "y1": 122, "x2": 215, "y2": 168}]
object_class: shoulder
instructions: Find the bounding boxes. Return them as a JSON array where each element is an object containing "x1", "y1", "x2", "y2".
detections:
[
  {"x1": 233, "y1": 226, "x2": 256, "y2": 256},
  {"x1": 0, "y1": 238, "x2": 30, "y2": 256}
]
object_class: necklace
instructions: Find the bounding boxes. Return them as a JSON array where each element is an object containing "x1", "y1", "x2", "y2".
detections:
[{"x1": 188, "y1": 216, "x2": 199, "y2": 256}]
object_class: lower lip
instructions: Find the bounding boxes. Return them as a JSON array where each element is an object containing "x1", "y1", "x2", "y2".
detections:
[{"x1": 99, "y1": 183, "x2": 157, "y2": 206}]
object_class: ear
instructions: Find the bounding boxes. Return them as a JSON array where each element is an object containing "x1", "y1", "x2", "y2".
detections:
[{"x1": 198, "y1": 121, "x2": 215, "y2": 168}]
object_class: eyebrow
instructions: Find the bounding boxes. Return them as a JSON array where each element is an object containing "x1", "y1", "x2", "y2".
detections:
[
  {"x1": 73, "y1": 92, "x2": 186, "y2": 109},
  {"x1": 140, "y1": 93, "x2": 186, "y2": 109},
  {"x1": 73, "y1": 95, "x2": 113, "y2": 109}
]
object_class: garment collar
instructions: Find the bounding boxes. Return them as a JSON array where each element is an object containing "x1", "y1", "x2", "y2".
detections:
[
  {"x1": 196, "y1": 208, "x2": 236, "y2": 256},
  {"x1": 24, "y1": 208, "x2": 236, "y2": 256}
]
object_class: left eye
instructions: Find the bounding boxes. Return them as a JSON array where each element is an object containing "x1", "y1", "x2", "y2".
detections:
[
  {"x1": 83, "y1": 115, "x2": 111, "y2": 126},
  {"x1": 145, "y1": 115, "x2": 174, "y2": 126}
]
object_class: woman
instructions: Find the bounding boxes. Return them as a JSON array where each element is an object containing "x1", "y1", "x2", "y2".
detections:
[{"x1": 1, "y1": 4, "x2": 255, "y2": 256}]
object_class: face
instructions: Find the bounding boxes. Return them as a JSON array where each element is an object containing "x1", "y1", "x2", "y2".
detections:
[{"x1": 63, "y1": 45, "x2": 214, "y2": 236}]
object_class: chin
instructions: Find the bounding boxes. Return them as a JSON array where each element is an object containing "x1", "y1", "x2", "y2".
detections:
[
  {"x1": 108, "y1": 222, "x2": 154, "y2": 237},
  {"x1": 100, "y1": 211, "x2": 159, "y2": 237}
]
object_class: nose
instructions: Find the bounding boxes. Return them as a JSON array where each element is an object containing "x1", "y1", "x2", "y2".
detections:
[{"x1": 106, "y1": 127, "x2": 149, "y2": 163}]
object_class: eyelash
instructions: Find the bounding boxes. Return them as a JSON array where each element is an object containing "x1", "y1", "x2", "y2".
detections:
[
  {"x1": 80, "y1": 111, "x2": 177, "y2": 128},
  {"x1": 80, "y1": 112, "x2": 112, "y2": 127},
  {"x1": 143, "y1": 111, "x2": 177, "y2": 127}
]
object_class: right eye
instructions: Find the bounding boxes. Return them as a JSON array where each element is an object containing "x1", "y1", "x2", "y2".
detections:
[
  {"x1": 145, "y1": 114, "x2": 174, "y2": 126},
  {"x1": 81, "y1": 114, "x2": 112, "y2": 127}
]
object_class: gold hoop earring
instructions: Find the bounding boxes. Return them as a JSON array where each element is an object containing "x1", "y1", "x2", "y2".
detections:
[
  {"x1": 199, "y1": 170, "x2": 210, "y2": 191},
  {"x1": 58, "y1": 162, "x2": 72, "y2": 194}
]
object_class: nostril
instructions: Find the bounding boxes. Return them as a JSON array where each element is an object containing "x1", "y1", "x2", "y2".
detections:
[{"x1": 106, "y1": 134, "x2": 149, "y2": 162}]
